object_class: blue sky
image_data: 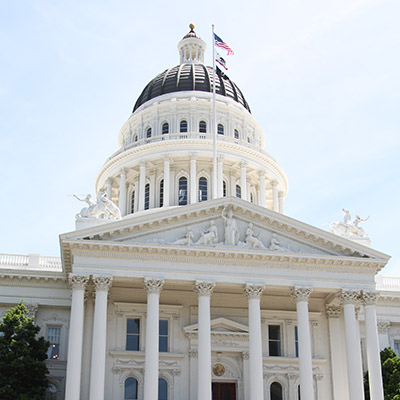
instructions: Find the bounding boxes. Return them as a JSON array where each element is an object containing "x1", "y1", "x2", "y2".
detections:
[{"x1": 0, "y1": 0, "x2": 399, "y2": 275}]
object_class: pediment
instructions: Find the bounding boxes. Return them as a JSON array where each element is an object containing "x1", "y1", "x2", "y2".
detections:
[
  {"x1": 184, "y1": 317, "x2": 249, "y2": 335},
  {"x1": 60, "y1": 197, "x2": 390, "y2": 271}
]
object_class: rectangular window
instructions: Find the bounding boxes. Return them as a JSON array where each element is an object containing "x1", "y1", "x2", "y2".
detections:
[
  {"x1": 47, "y1": 326, "x2": 61, "y2": 359},
  {"x1": 126, "y1": 318, "x2": 140, "y2": 351},
  {"x1": 268, "y1": 325, "x2": 281, "y2": 356},
  {"x1": 394, "y1": 341, "x2": 400, "y2": 357},
  {"x1": 295, "y1": 326, "x2": 299, "y2": 357},
  {"x1": 159, "y1": 319, "x2": 168, "y2": 352}
]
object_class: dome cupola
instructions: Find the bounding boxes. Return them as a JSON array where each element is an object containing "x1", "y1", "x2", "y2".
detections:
[{"x1": 177, "y1": 24, "x2": 206, "y2": 64}]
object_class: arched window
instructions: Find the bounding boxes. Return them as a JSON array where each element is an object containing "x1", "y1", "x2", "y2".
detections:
[
  {"x1": 124, "y1": 377, "x2": 138, "y2": 399},
  {"x1": 180, "y1": 120, "x2": 188, "y2": 133},
  {"x1": 217, "y1": 123, "x2": 224, "y2": 135},
  {"x1": 270, "y1": 382, "x2": 283, "y2": 400},
  {"x1": 250, "y1": 192, "x2": 254, "y2": 203},
  {"x1": 144, "y1": 183, "x2": 150, "y2": 210},
  {"x1": 298, "y1": 385, "x2": 301, "y2": 400},
  {"x1": 44, "y1": 383, "x2": 57, "y2": 400},
  {"x1": 159, "y1": 179, "x2": 164, "y2": 208},
  {"x1": 133, "y1": 134, "x2": 138, "y2": 142},
  {"x1": 234, "y1": 129, "x2": 239, "y2": 139},
  {"x1": 223, "y1": 181, "x2": 227, "y2": 197},
  {"x1": 131, "y1": 191, "x2": 135, "y2": 214},
  {"x1": 158, "y1": 378, "x2": 168, "y2": 400},
  {"x1": 199, "y1": 177, "x2": 208, "y2": 202},
  {"x1": 162, "y1": 122, "x2": 169, "y2": 135},
  {"x1": 236, "y1": 184, "x2": 241, "y2": 198},
  {"x1": 178, "y1": 177, "x2": 187, "y2": 206},
  {"x1": 199, "y1": 120, "x2": 207, "y2": 133},
  {"x1": 146, "y1": 127, "x2": 152, "y2": 138}
]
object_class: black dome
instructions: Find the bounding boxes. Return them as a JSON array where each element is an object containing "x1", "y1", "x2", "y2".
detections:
[{"x1": 133, "y1": 64, "x2": 251, "y2": 113}]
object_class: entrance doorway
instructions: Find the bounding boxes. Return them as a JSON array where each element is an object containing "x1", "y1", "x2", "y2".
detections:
[{"x1": 212, "y1": 382, "x2": 236, "y2": 400}]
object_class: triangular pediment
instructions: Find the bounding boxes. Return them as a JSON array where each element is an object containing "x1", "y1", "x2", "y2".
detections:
[
  {"x1": 184, "y1": 317, "x2": 249, "y2": 335},
  {"x1": 60, "y1": 197, "x2": 390, "y2": 272}
]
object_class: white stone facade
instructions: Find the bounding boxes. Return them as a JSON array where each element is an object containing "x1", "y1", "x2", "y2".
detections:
[{"x1": 0, "y1": 26, "x2": 398, "y2": 400}]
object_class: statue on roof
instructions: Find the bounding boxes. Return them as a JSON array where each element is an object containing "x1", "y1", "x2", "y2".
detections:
[
  {"x1": 75, "y1": 191, "x2": 121, "y2": 221},
  {"x1": 329, "y1": 209, "x2": 369, "y2": 239}
]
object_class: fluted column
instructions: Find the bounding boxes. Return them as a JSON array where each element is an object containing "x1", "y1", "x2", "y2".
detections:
[
  {"x1": 217, "y1": 156, "x2": 224, "y2": 198},
  {"x1": 292, "y1": 287, "x2": 314, "y2": 400},
  {"x1": 278, "y1": 191, "x2": 284, "y2": 213},
  {"x1": 259, "y1": 171, "x2": 266, "y2": 207},
  {"x1": 244, "y1": 284, "x2": 265, "y2": 400},
  {"x1": 340, "y1": 290, "x2": 364, "y2": 400},
  {"x1": 242, "y1": 351, "x2": 250, "y2": 400},
  {"x1": 190, "y1": 155, "x2": 197, "y2": 204},
  {"x1": 65, "y1": 274, "x2": 89, "y2": 400},
  {"x1": 163, "y1": 157, "x2": 170, "y2": 207},
  {"x1": 240, "y1": 162, "x2": 247, "y2": 200},
  {"x1": 89, "y1": 276, "x2": 113, "y2": 400},
  {"x1": 271, "y1": 180, "x2": 279, "y2": 212},
  {"x1": 144, "y1": 278, "x2": 165, "y2": 400},
  {"x1": 118, "y1": 169, "x2": 127, "y2": 216},
  {"x1": 106, "y1": 178, "x2": 113, "y2": 201},
  {"x1": 362, "y1": 291, "x2": 384, "y2": 400},
  {"x1": 138, "y1": 162, "x2": 146, "y2": 211},
  {"x1": 326, "y1": 305, "x2": 349, "y2": 400},
  {"x1": 195, "y1": 281, "x2": 215, "y2": 400}
]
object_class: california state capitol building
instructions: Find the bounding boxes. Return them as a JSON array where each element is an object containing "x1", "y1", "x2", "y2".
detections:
[{"x1": 1, "y1": 25, "x2": 399, "y2": 400}]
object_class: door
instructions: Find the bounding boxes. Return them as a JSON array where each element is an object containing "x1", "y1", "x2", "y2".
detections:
[{"x1": 212, "y1": 382, "x2": 236, "y2": 400}]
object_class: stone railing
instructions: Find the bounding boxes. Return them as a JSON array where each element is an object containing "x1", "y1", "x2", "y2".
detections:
[
  {"x1": 0, "y1": 253, "x2": 62, "y2": 270},
  {"x1": 107, "y1": 132, "x2": 263, "y2": 161},
  {"x1": 375, "y1": 275, "x2": 400, "y2": 291}
]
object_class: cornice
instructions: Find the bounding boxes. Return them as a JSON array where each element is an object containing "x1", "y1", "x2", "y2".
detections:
[{"x1": 0, "y1": 272, "x2": 67, "y2": 284}]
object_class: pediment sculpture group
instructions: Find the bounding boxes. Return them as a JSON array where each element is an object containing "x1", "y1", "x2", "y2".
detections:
[{"x1": 173, "y1": 207, "x2": 291, "y2": 251}]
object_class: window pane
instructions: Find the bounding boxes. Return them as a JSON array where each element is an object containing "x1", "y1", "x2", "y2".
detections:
[
  {"x1": 162, "y1": 123, "x2": 169, "y2": 135},
  {"x1": 126, "y1": 335, "x2": 139, "y2": 351},
  {"x1": 269, "y1": 325, "x2": 281, "y2": 356},
  {"x1": 295, "y1": 326, "x2": 299, "y2": 357},
  {"x1": 159, "y1": 378, "x2": 168, "y2": 400},
  {"x1": 126, "y1": 318, "x2": 140, "y2": 351},
  {"x1": 159, "y1": 320, "x2": 168, "y2": 335},
  {"x1": 217, "y1": 124, "x2": 224, "y2": 135},
  {"x1": 269, "y1": 325, "x2": 280, "y2": 340},
  {"x1": 394, "y1": 341, "x2": 400, "y2": 356},
  {"x1": 159, "y1": 336, "x2": 168, "y2": 352},
  {"x1": 178, "y1": 177, "x2": 188, "y2": 205},
  {"x1": 125, "y1": 377, "x2": 138, "y2": 399},
  {"x1": 145, "y1": 183, "x2": 150, "y2": 210},
  {"x1": 127, "y1": 318, "x2": 140, "y2": 334},
  {"x1": 180, "y1": 120, "x2": 188, "y2": 133},
  {"x1": 160, "y1": 179, "x2": 164, "y2": 208},
  {"x1": 199, "y1": 177, "x2": 207, "y2": 202},
  {"x1": 147, "y1": 128, "x2": 152, "y2": 138},
  {"x1": 223, "y1": 181, "x2": 227, "y2": 197},
  {"x1": 131, "y1": 191, "x2": 135, "y2": 214},
  {"x1": 234, "y1": 129, "x2": 239, "y2": 139},
  {"x1": 47, "y1": 327, "x2": 60, "y2": 359},
  {"x1": 199, "y1": 120, "x2": 207, "y2": 133},
  {"x1": 236, "y1": 185, "x2": 241, "y2": 198},
  {"x1": 270, "y1": 382, "x2": 283, "y2": 400}
]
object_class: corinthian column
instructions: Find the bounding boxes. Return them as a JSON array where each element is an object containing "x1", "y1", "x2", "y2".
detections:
[
  {"x1": 259, "y1": 171, "x2": 266, "y2": 207},
  {"x1": 163, "y1": 157, "x2": 170, "y2": 207},
  {"x1": 195, "y1": 281, "x2": 215, "y2": 400},
  {"x1": 89, "y1": 276, "x2": 113, "y2": 400},
  {"x1": 143, "y1": 278, "x2": 165, "y2": 400},
  {"x1": 271, "y1": 180, "x2": 279, "y2": 212},
  {"x1": 340, "y1": 290, "x2": 364, "y2": 400},
  {"x1": 65, "y1": 274, "x2": 89, "y2": 400},
  {"x1": 292, "y1": 287, "x2": 314, "y2": 400},
  {"x1": 118, "y1": 168, "x2": 127, "y2": 216},
  {"x1": 240, "y1": 162, "x2": 247, "y2": 200},
  {"x1": 138, "y1": 162, "x2": 146, "y2": 211},
  {"x1": 362, "y1": 291, "x2": 384, "y2": 400},
  {"x1": 217, "y1": 156, "x2": 224, "y2": 198},
  {"x1": 244, "y1": 284, "x2": 265, "y2": 400}
]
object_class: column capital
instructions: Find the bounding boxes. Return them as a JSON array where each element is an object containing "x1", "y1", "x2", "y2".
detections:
[
  {"x1": 68, "y1": 273, "x2": 89, "y2": 290},
  {"x1": 258, "y1": 170, "x2": 266, "y2": 178},
  {"x1": 326, "y1": 305, "x2": 342, "y2": 318},
  {"x1": 244, "y1": 283, "x2": 265, "y2": 299},
  {"x1": 339, "y1": 289, "x2": 360, "y2": 305},
  {"x1": 140, "y1": 161, "x2": 146, "y2": 168},
  {"x1": 377, "y1": 320, "x2": 390, "y2": 333},
  {"x1": 271, "y1": 180, "x2": 278, "y2": 188},
  {"x1": 361, "y1": 290, "x2": 380, "y2": 305},
  {"x1": 93, "y1": 275, "x2": 113, "y2": 291},
  {"x1": 144, "y1": 278, "x2": 165, "y2": 294},
  {"x1": 195, "y1": 281, "x2": 215, "y2": 296},
  {"x1": 106, "y1": 177, "x2": 114, "y2": 185},
  {"x1": 291, "y1": 286, "x2": 312, "y2": 302},
  {"x1": 240, "y1": 161, "x2": 248, "y2": 169},
  {"x1": 120, "y1": 167, "x2": 127, "y2": 176},
  {"x1": 217, "y1": 155, "x2": 224, "y2": 162},
  {"x1": 278, "y1": 190, "x2": 284, "y2": 197},
  {"x1": 242, "y1": 351, "x2": 249, "y2": 360}
]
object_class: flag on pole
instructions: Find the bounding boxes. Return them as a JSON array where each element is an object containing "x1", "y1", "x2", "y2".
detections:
[
  {"x1": 215, "y1": 52, "x2": 228, "y2": 70},
  {"x1": 214, "y1": 33, "x2": 234, "y2": 55}
]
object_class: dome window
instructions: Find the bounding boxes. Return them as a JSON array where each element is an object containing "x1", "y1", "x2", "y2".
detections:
[
  {"x1": 236, "y1": 184, "x2": 241, "y2": 198},
  {"x1": 159, "y1": 179, "x2": 164, "y2": 207},
  {"x1": 133, "y1": 134, "x2": 138, "y2": 142},
  {"x1": 217, "y1": 124, "x2": 224, "y2": 135},
  {"x1": 234, "y1": 129, "x2": 239, "y2": 139},
  {"x1": 162, "y1": 123, "x2": 169, "y2": 135},
  {"x1": 199, "y1": 120, "x2": 207, "y2": 133},
  {"x1": 124, "y1": 377, "x2": 138, "y2": 399},
  {"x1": 131, "y1": 191, "x2": 135, "y2": 214},
  {"x1": 144, "y1": 183, "x2": 150, "y2": 210},
  {"x1": 178, "y1": 177, "x2": 188, "y2": 205},
  {"x1": 198, "y1": 177, "x2": 208, "y2": 202},
  {"x1": 250, "y1": 192, "x2": 254, "y2": 203},
  {"x1": 223, "y1": 181, "x2": 227, "y2": 197},
  {"x1": 180, "y1": 120, "x2": 188, "y2": 133},
  {"x1": 146, "y1": 127, "x2": 152, "y2": 138}
]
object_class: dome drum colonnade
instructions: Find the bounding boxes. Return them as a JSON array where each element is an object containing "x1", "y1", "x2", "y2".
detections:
[{"x1": 95, "y1": 27, "x2": 287, "y2": 218}]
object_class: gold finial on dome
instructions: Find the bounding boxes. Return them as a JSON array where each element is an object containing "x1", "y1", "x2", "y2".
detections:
[{"x1": 189, "y1": 23, "x2": 195, "y2": 31}]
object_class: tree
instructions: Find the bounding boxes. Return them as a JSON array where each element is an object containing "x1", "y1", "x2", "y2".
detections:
[
  {"x1": 365, "y1": 347, "x2": 400, "y2": 400},
  {"x1": 0, "y1": 302, "x2": 50, "y2": 400}
]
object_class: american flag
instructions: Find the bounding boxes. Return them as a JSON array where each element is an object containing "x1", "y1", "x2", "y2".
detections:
[{"x1": 214, "y1": 33, "x2": 234, "y2": 55}]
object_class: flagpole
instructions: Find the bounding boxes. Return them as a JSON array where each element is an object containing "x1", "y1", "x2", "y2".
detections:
[{"x1": 212, "y1": 24, "x2": 217, "y2": 200}]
